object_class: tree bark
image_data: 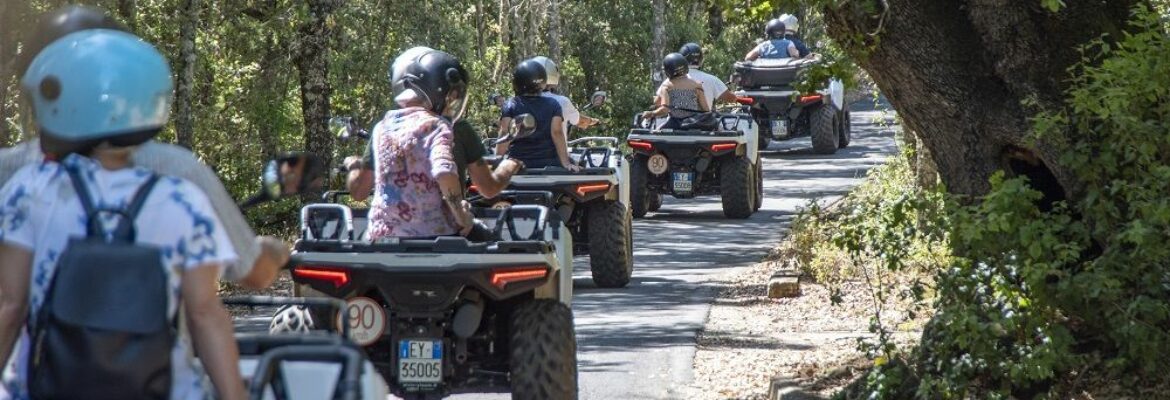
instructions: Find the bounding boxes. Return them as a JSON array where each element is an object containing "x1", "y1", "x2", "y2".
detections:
[
  {"x1": 547, "y1": 0, "x2": 562, "y2": 62},
  {"x1": 174, "y1": 0, "x2": 200, "y2": 149},
  {"x1": 493, "y1": 0, "x2": 511, "y2": 81},
  {"x1": 822, "y1": 0, "x2": 1139, "y2": 198},
  {"x1": 706, "y1": 1, "x2": 724, "y2": 40},
  {"x1": 651, "y1": 0, "x2": 666, "y2": 66},
  {"x1": 117, "y1": 0, "x2": 138, "y2": 31},
  {"x1": 476, "y1": 0, "x2": 486, "y2": 60},
  {"x1": 295, "y1": 0, "x2": 340, "y2": 187}
]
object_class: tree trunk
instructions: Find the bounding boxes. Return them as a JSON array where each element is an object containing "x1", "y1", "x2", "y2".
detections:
[
  {"x1": 174, "y1": 0, "x2": 199, "y2": 149},
  {"x1": 547, "y1": 0, "x2": 561, "y2": 62},
  {"x1": 476, "y1": 0, "x2": 486, "y2": 60},
  {"x1": 117, "y1": 0, "x2": 137, "y2": 31},
  {"x1": 651, "y1": 0, "x2": 666, "y2": 68},
  {"x1": 706, "y1": 1, "x2": 724, "y2": 40},
  {"x1": 295, "y1": 0, "x2": 340, "y2": 187},
  {"x1": 822, "y1": 0, "x2": 1138, "y2": 198},
  {"x1": 493, "y1": 0, "x2": 510, "y2": 81}
]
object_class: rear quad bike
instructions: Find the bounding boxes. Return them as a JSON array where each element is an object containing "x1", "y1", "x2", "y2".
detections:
[
  {"x1": 731, "y1": 58, "x2": 851, "y2": 154},
  {"x1": 477, "y1": 136, "x2": 634, "y2": 289},
  {"x1": 276, "y1": 191, "x2": 577, "y2": 400},
  {"x1": 626, "y1": 105, "x2": 763, "y2": 219}
]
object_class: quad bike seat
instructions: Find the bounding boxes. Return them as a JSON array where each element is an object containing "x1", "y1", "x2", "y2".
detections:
[{"x1": 734, "y1": 58, "x2": 814, "y2": 90}]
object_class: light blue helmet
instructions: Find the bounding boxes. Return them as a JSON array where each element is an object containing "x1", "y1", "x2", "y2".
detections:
[{"x1": 21, "y1": 29, "x2": 173, "y2": 155}]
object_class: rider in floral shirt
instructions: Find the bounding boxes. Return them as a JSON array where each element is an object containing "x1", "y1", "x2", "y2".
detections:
[{"x1": 345, "y1": 48, "x2": 476, "y2": 240}]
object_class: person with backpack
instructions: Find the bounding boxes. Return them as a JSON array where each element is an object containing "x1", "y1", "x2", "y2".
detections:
[
  {"x1": 0, "y1": 5, "x2": 290, "y2": 291},
  {"x1": 0, "y1": 29, "x2": 246, "y2": 400}
]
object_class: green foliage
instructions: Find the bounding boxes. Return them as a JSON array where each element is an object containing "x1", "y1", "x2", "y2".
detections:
[{"x1": 834, "y1": 5, "x2": 1170, "y2": 399}]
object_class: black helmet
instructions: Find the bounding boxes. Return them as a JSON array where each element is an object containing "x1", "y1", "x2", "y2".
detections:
[
  {"x1": 679, "y1": 43, "x2": 703, "y2": 66},
  {"x1": 512, "y1": 59, "x2": 547, "y2": 96},
  {"x1": 765, "y1": 19, "x2": 787, "y2": 39},
  {"x1": 390, "y1": 47, "x2": 469, "y2": 114},
  {"x1": 662, "y1": 53, "x2": 689, "y2": 79},
  {"x1": 18, "y1": 5, "x2": 129, "y2": 77}
]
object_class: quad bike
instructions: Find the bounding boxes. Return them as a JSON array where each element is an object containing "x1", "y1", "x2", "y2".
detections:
[
  {"x1": 476, "y1": 91, "x2": 635, "y2": 289},
  {"x1": 626, "y1": 103, "x2": 764, "y2": 219},
  {"x1": 270, "y1": 117, "x2": 579, "y2": 400},
  {"x1": 731, "y1": 58, "x2": 851, "y2": 154}
]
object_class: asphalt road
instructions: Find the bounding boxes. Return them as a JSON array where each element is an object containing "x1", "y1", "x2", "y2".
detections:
[{"x1": 453, "y1": 101, "x2": 899, "y2": 400}]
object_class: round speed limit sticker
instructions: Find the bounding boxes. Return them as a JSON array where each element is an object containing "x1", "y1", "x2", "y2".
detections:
[
  {"x1": 648, "y1": 154, "x2": 669, "y2": 175},
  {"x1": 336, "y1": 297, "x2": 387, "y2": 346}
]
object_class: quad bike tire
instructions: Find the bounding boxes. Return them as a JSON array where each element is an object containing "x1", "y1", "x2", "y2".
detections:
[
  {"x1": 648, "y1": 193, "x2": 663, "y2": 212},
  {"x1": 838, "y1": 109, "x2": 852, "y2": 148},
  {"x1": 755, "y1": 116, "x2": 772, "y2": 150},
  {"x1": 587, "y1": 200, "x2": 633, "y2": 288},
  {"x1": 510, "y1": 299, "x2": 578, "y2": 400},
  {"x1": 810, "y1": 104, "x2": 840, "y2": 155},
  {"x1": 720, "y1": 157, "x2": 755, "y2": 219},
  {"x1": 630, "y1": 157, "x2": 650, "y2": 219},
  {"x1": 754, "y1": 163, "x2": 763, "y2": 212}
]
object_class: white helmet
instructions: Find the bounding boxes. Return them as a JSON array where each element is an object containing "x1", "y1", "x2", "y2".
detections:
[
  {"x1": 269, "y1": 305, "x2": 315, "y2": 333},
  {"x1": 778, "y1": 14, "x2": 799, "y2": 34},
  {"x1": 531, "y1": 56, "x2": 560, "y2": 90}
]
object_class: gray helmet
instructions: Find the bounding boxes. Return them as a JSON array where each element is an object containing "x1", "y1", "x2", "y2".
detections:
[
  {"x1": 778, "y1": 14, "x2": 799, "y2": 34},
  {"x1": 531, "y1": 56, "x2": 560, "y2": 90},
  {"x1": 765, "y1": 19, "x2": 787, "y2": 39},
  {"x1": 679, "y1": 43, "x2": 703, "y2": 66}
]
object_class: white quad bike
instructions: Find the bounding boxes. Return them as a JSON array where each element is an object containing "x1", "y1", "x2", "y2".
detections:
[
  {"x1": 731, "y1": 58, "x2": 851, "y2": 153},
  {"x1": 270, "y1": 117, "x2": 579, "y2": 400},
  {"x1": 476, "y1": 91, "x2": 635, "y2": 289},
  {"x1": 626, "y1": 103, "x2": 764, "y2": 219}
]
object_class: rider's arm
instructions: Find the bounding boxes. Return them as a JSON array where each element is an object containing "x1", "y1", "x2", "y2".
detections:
[
  {"x1": 347, "y1": 138, "x2": 375, "y2": 201},
  {"x1": 431, "y1": 129, "x2": 475, "y2": 235},
  {"x1": 718, "y1": 90, "x2": 738, "y2": 104},
  {"x1": 696, "y1": 87, "x2": 710, "y2": 111},
  {"x1": 550, "y1": 117, "x2": 577, "y2": 170},
  {"x1": 133, "y1": 142, "x2": 283, "y2": 289},
  {"x1": 0, "y1": 244, "x2": 32, "y2": 367},
  {"x1": 467, "y1": 159, "x2": 521, "y2": 198},
  {"x1": 787, "y1": 42, "x2": 800, "y2": 58},
  {"x1": 745, "y1": 47, "x2": 761, "y2": 61},
  {"x1": 495, "y1": 117, "x2": 512, "y2": 155},
  {"x1": 182, "y1": 264, "x2": 246, "y2": 400}
]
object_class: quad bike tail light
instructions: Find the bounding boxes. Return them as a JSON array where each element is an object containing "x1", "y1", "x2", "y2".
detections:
[
  {"x1": 293, "y1": 266, "x2": 350, "y2": 288},
  {"x1": 799, "y1": 94, "x2": 824, "y2": 104},
  {"x1": 709, "y1": 143, "x2": 739, "y2": 152},
  {"x1": 489, "y1": 266, "x2": 549, "y2": 290},
  {"x1": 735, "y1": 97, "x2": 755, "y2": 105},
  {"x1": 575, "y1": 183, "x2": 612, "y2": 197},
  {"x1": 627, "y1": 140, "x2": 653, "y2": 151}
]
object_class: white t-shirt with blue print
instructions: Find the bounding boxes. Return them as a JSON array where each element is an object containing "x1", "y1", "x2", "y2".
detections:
[{"x1": 0, "y1": 155, "x2": 237, "y2": 400}]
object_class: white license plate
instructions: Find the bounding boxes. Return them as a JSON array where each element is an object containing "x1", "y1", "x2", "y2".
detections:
[
  {"x1": 771, "y1": 119, "x2": 786, "y2": 137},
  {"x1": 672, "y1": 172, "x2": 694, "y2": 193},
  {"x1": 398, "y1": 340, "x2": 443, "y2": 384}
]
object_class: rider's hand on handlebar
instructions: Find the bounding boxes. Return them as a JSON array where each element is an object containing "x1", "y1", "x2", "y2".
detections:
[
  {"x1": 500, "y1": 158, "x2": 525, "y2": 175},
  {"x1": 455, "y1": 200, "x2": 476, "y2": 237},
  {"x1": 343, "y1": 155, "x2": 364, "y2": 172},
  {"x1": 561, "y1": 160, "x2": 582, "y2": 172}
]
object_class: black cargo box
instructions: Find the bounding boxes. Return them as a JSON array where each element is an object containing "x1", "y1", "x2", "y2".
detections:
[{"x1": 733, "y1": 59, "x2": 811, "y2": 89}]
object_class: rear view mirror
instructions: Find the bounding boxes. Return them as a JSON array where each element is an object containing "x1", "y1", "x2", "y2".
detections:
[
  {"x1": 330, "y1": 117, "x2": 355, "y2": 140},
  {"x1": 243, "y1": 153, "x2": 327, "y2": 208},
  {"x1": 492, "y1": 113, "x2": 537, "y2": 146},
  {"x1": 488, "y1": 93, "x2": 507, "y2": 109},
  {"x1": 589, "y1": 91, "x2": 608, "y2": 107}
]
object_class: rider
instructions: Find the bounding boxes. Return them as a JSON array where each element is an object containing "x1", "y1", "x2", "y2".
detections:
[
  {"x1": 344, "y1": 47, "x2": 478, "y2": 239},
  {"x1": 0, "y1": 29, "x2": 245, "y2": 400},
  {"x1": 679, "y1": 43, "x2": 737, "y2": 109},
  {"x1": 0, "y1": 5, "x2": 289, "y2": 290},
  {"x1": 641, "y1": 53, "x2": 709, "y2": 129},
  {"x1": 531, "y1": 56, "x2": 600, "y2": 138},
  {"x1": 495, "y1": 60, "x2": 579, "y2": 171},
  {"x1": 744, "y1": 19, "x2": 800, "y2": 61},
  {"x1": 778, "y1": 14, "x2": 812, "y2": 58}
]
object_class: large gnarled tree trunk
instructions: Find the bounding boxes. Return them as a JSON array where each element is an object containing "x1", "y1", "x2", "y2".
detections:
[
  {"x1": 823, "y1": 0, "x2": 1138, "y2": 198},
  {"x1": 296, "y1": 0, "x2": 340, "y2": 188}
]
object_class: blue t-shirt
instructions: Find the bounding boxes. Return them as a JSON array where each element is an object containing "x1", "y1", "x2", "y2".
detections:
[
  {"x1": 755, "y1": 38, "x2": 796, "y2": 59},
  {"x1": 501, "y1": 95, "x2": 563, "y2": 167},
  {"x1": 788, "y1": 36, "x2": 810, "y2": 58}
]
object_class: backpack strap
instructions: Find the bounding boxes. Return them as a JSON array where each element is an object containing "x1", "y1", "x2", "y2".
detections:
[{"x1": 65, "y1": 166, "x2": 160, "y2": 241}]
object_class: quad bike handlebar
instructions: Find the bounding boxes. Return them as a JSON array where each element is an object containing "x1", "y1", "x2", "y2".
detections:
[{"x1": 248, "y1": 344, "x2": 364, "y2": 400}]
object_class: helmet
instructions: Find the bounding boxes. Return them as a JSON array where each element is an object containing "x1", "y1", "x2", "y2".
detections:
[
  {"x1": 531, "y1": 56, "x2": 560, "y2": 90},
  {"x1": 512, "y1": 59, "x2": 547, "y2": 96},
  {"x1": 679, "y1": 43, "x2": 703, "y2": 66},
  {"x1": 778, "y1": 14, "x2": 799, "y2": 34},
  {"x1": 21, "y1": 29, "x2": 173, "y2": 155},
  {"x1": 389, "y1": 47, "x2": 469, "y2": 114},
  {"x1": 662, "y1": 53, "x2": 689, "y2": 79},
  {"x1": 765, "y1": 19, "x2": 787, "y2": 39},
  {"x1": 269, "y1": 305, "x2": 316, "y2": 333},
  {"x1": 17, "y1": 5, "x2": 129, "y2": 78}
]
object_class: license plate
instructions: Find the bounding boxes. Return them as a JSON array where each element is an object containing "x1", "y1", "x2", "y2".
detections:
[
  {"x1": 398, "y1": 340, "x2": 443, "y2": 384},
  {"x1": 672, "y1": 172, "x2": 694, "y2": 193},
  {"x1": 771, "y1": 119, "x2": 786, "y2": 137}
]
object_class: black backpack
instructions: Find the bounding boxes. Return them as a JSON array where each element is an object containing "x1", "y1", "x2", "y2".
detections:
[{"x1": 28, "y1": 167, "x2": 174, "y2": 400}]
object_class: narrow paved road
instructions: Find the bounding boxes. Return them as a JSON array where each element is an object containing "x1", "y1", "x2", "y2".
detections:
[{"x1": 454, "y1": 101, "x2": 898, "y2": 400}]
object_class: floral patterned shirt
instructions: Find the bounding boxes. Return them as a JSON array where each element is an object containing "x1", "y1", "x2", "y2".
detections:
[
  {"x1": 0, "y1": 154, "x2": 236, "y2": 400},
  {"x1": 367, "y1": 107, "x2": 460, "y2": 239}
]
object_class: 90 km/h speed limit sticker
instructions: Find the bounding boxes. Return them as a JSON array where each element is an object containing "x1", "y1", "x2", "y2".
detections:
[
  {"x1": 648, "y1": 154, "x2": 669, "y2": 175},
  {"x1": 336, "y1": 297, "x2": 387, "y2": 346}
]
